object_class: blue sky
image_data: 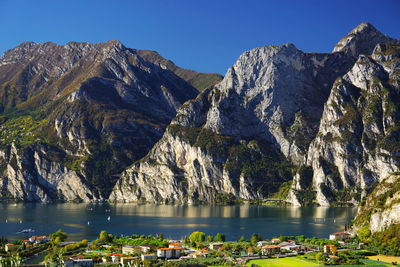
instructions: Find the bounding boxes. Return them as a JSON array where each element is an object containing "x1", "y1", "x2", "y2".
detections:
[{"x1": 0, "y1": 0, "x2": 399, "y2": 74}]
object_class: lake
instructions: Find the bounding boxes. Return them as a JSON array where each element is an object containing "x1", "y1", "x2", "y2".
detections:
[{"x1": 0, "y1": 203, "x2": 357, "y2": 241}]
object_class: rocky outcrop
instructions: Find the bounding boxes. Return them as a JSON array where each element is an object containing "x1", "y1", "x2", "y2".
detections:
[
  {"x1": 353, "y1": 173, "x2": 400, "y2": 233},
  {"x1": 302, "y1": 42, "x2": 400, "y2": 206},
  {"x1": 333, "y1": 22, "x2": 400, "y2": 58},
  {"x1": 0, "y1": 143, "x2": 98, "y2": 202}
]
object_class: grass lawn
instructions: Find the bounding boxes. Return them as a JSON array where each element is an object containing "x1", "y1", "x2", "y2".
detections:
[{"x1": 246, "y1": 257, "x2": 321, "y2": 267}]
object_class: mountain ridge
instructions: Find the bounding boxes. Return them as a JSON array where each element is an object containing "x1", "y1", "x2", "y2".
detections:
[{"x1": 1, "y1": 23, "x2": 399, "y2": 208}]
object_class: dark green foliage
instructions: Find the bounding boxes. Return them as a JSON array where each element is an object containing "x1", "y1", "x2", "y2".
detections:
[
  {"x1": 367, "y1": 223, "x2": 400, "y2": 255},
  {"x1": 272, "y1": 181, "x2": 293, "y2": 199},
  {"x1": 115, "y1": 235, "x2": 168, "y2": 248},
  {"x1": 214, "y1": 233, "x2": 226, "y2": 242},
  {"x1": 297, "y1": 165, "x2": 314, "y2": 188},
  {"x1": 189, "y1": 231, "x2": 205, "y2": 243},
  {"x1": 250, "y1": 233, "x2": 262, "y2": 244},
  {"x1": 295, "y1": 186, "x2": 317, "y2": 206}
]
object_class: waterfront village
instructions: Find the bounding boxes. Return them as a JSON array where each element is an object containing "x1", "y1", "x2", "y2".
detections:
[{"x1": 1, "y1": 229, "x2": 399, "y2": 267}]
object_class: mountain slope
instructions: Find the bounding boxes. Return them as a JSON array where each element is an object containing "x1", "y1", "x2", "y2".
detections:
[
  {"x1": 137, "y1": 50, "x2": 223, "y2": 92},
  {"x1": 110, "y1": 23, "x2": 400, "y2": 205},
  {"x1": 0, "y1": 40, "x2": 198, "y2": 201}
]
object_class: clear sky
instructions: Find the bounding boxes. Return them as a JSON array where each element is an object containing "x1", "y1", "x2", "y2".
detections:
[{"x1": 0, "y1": 0, "x2": 399, "y2": 75}]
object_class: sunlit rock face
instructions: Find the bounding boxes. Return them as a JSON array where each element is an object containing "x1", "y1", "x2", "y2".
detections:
[{"x1": 111, "y1": 23, "x2": 400, "y2": 205}]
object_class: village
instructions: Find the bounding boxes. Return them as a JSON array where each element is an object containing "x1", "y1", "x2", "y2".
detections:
[{"x1": 1, "y1": 229, "x2": 392, "y2": 266}]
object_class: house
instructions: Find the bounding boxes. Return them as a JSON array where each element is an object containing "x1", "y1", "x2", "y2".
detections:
[
  {"x1": 271, "y1": 238, "x2": 281, "y2": 243},
  {"x1": 139, "y1": 245, "x2": 152, "y2": 253},
  {"x1": 157, "y1": 247, "x2": 183, "y2": 259},
  {"x1": 323, "y1": 244, "x2": 337, "y2": 254},
  {"x1": 28, "y1": 236, "x2": 49, "y2": 243},
  {"x1": 169, "y1": 242, "x2": 183, "y2": 248},
  {"x1": 329, "y1": 232, "x2": 351, "y2": 240},
  {"x1": 141, "y1": 254, "x2": 155, "y2": 261},
  {"x1": 122, "y1": 245, "x2": 141, "y2": 254},
  {"x1": 278, "y1": 241, "x2": 301, "y2": 251},
  {"x1": 120, "y1": 256, "x2": 138, "y2": 265},
  {"x1": 257, "y1": 241, "x2": 270, "y2": 247},
  {"x1": 262, "y1": 245, "x2": 280, "y2": 255},
  {"x1": 187, "y1": 252, "x2": 209, "y2": 258},
  {"x1": 5, "y1": 243, "x2": 16, "y2": 252},
  {"x1": 209, "y1": 242, "x2": 224, "y2": 250},
  {"x1": 109, "y1": 254, "x2": 122, "y2": 263}
]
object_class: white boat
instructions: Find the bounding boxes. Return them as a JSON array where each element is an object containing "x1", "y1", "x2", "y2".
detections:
[
  {"x1": 20, "y1": 229, "x2": 35, "y2": 233},
  {"x1": 107, "y1": 216, "x2": 110, "y2": 221}
]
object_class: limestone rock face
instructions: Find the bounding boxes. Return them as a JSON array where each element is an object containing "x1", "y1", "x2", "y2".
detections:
[
  {"x1": 0, "y1": 144, "x2": 98, "y2": 202},
  {"x1": 111, "y1": 23, "x2": 400, "y2": 205},
  {"x1": 305, "y1": 42, "x2": 400, "y2": 206},
  {"x1": 354, "y1": 174, "x2": 400, "y2": 233}
]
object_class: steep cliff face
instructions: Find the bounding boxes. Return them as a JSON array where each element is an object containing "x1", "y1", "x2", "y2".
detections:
[
  {"x1": 0, "y1": 40, "x2": 200, "y2": 201},
  {"x1": 303, "y1": 42, "x2": 400, "y2": 206},
  {"x1": 0, "y1": 143, "x2": 98, "y2": 202},
  {"x1": 353, "y1": 173, "x2": 400, "y2": 233},
  {"x1": 111, "y1": 23, "x2": 400, "y2": 205}
]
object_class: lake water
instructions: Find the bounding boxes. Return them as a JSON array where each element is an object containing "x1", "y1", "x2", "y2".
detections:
[{"x1": 0, "y1": 203, "x2": 357, "y2": 241}]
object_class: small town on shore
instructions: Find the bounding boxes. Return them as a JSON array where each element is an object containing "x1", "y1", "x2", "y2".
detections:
[{"x1": 1, "y1": 227, "x2": 399, "y2": 267}]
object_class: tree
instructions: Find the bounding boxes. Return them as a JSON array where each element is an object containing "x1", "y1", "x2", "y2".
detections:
[
  {"x1": 315, "y1": 252, "x2": 324, "y2": 262},
  {"x1": 189, "y1": 232, "x2": 205, "y2": 243},
  {"x1": 183, "y1": 236, "x2": 190, "y2": 245},
  {"x1": 251, "y1": 233, "x2": 262, "y2": 244},
  {"x1": 357, "y1": 225, "x2": 371, "y2": 243},
  {"x1": 214, "y1": 233, "x2": 226, "y2": 242},
  {"x1": 159, "y1": 233, "x2": 164, "y2": 240},
  {"x1": 49, "y1": 229, "x2": 67, "y2": 246},
  {"x1": 296, "y1": 235, "x2": 305, "y2": 243},
  {"x1": 207, "y1": 235, "x2": 213, "y2": 243},
  {"x1": 239, "y1": 236, "x2": 245, "y2": 242},
  {"x1": 100, "y1": 230, "x2": 110, "y2": 242}
]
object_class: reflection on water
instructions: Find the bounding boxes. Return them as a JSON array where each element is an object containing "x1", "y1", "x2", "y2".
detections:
[{"x1": 0, "y1": 203, "x2": 356, "y2": 241}]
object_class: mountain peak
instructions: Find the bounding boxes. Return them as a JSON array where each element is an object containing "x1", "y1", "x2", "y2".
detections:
[
  {"x1": 349, "y1": 22, "x2": 377, "y2": 35},
  {"x1": 333, "y1": 22, "x2": 399, "y2": 58}
]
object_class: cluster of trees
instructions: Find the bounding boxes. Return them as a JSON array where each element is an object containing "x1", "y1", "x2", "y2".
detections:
[
  {"x1": 62, "y1": 239, "x2": 88, "y2": 253},
  {"x1": 49, "y1": 229, "x2": 67, "y2": 246},
  {"x1": 114, "y1": 233, "x2": 168, "y2": 248},
  {"x1": 366, "y1": 223, "x2": 400, "y2": 255}
]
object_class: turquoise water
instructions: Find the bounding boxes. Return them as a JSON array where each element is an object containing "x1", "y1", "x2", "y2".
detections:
[{"x1": 0, "y1": 203, "x2": 356, "y2": 241}]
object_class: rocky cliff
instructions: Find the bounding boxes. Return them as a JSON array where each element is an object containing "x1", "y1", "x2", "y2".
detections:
[
  {"x1": 110, "y1": 23, "x2": 400, "y2": 205},
  {"x1": 0, "y1": 40, "x2": 210, "y2": 201},
  {"x1": 353, "y1": 173, "x2": 400, "y2": 233}
]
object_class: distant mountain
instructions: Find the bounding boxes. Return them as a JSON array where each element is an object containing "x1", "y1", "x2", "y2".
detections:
[
  {"x1": 137, "y1": 50, "x2": 223, "y2": 92},
  {"x1": 0, "y1": 40, "x2": 198, "y2": 201},
  {"x1": 110, "y1": 23, "x2": 400, "y2": 206}
]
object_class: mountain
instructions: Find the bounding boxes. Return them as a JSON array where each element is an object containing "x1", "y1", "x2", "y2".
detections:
[
  {"x1": 137, "y1": 50, "x2": 223, "y2": 92},
  {"x1": 0, "y1": 40, "x2": 200, "y2": 201},
  {"x1": 110, "y1": 23, "x2": 400, "y2": 205}
]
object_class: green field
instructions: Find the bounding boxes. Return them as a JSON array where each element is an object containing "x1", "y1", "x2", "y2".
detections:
[{"x1": 246, "y1": 257, "x2": 321, "y2": 267}]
